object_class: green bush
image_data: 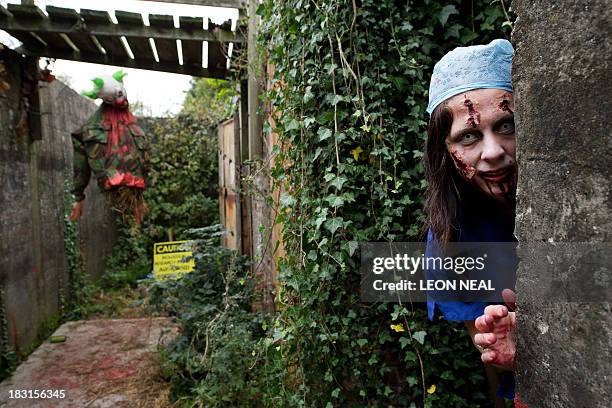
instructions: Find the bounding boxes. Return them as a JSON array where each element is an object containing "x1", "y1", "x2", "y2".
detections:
[{"x1": 149, "y1": 225, "x2": 284, "y2": 407}]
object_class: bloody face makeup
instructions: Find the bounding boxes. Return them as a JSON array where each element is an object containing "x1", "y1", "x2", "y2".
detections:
[
  {"x1": 463, "y1": 95, "x2": 481, "y2": 128},
  {"x1": 445, "y1": 89, "x2": 517, "y2": 204}
]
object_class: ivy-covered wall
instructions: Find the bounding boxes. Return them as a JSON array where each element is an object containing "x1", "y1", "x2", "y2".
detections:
[{"x1": 258, "y1": 0, "x2": 513, "y2": 405}]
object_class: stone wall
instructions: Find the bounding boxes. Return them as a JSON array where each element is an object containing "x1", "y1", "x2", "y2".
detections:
[
  {"x1": 0, "y1": 45, "x2": 116, "y2": 352},
  {"x1": 512, "y1": 1, "x2": 611, "y2": 406}
]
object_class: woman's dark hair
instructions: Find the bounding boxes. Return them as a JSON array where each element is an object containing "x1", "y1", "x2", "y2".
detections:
[{"x1": 423, "y1": 103, "x2": 462, "y2": 245}]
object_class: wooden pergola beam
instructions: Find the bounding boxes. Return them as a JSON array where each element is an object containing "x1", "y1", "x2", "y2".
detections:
[
  {"x1": 0, "y1": 11, "x2": 244, "y2": 44},
  {"x1": 138, "y1": 0, "x2": 245, "y2": 8},
  {"x1": 16, "y1": 44, "x2": 228, "y2": 79}
]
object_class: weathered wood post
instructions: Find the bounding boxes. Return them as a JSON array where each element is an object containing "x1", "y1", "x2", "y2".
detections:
[
  {"x1": 246, "y1": 0, "x2": 274, "y2": 310},
  {"x1": 512, "y1": 1, "x2": 611, "y2": 406}
]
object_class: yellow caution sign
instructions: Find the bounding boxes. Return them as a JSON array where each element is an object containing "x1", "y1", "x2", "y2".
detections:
[{"x1": 153, "y1": 240, "x2": 195, "y2": 279}]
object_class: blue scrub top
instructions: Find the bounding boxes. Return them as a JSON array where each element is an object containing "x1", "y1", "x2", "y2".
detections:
[{"x1": 424, "y1": 191, "x2": 517, "y2": 400}]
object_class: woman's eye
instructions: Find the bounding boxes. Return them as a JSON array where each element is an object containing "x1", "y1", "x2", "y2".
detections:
[
  {"x1": 460, "y1": 133, "x2": 479, "y2": 144},
  {"x1": 498, "y1": 120, "x2": 515, "y2": 134}
]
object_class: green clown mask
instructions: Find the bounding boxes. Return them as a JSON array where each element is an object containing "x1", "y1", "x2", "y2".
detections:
[{"x1": 82, "y1": 70, "x2": 129, "y2": 108}]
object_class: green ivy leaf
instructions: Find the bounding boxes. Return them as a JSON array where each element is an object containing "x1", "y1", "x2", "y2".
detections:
[
  {"x1": 412, "y1": 330, "x2": 427, "y2": 345},
  {"x1": 438, "y1": 5, "x2": 458, "y2": 26},
  {"x1": 329, "y1": 175, "x2": 347, "y2": 191},
  {"x1": 280, "y1": 192, "x2": 297, "y2": 207},
  {"x1": 318, "y1": 127, "x2": 333, "y2": 141},
  {"x1": 285, "y1": 118, "x2": 300, "y2": 131},
  {"x1": 324, "y1": 217, "x2": 343, "y2": 234},
  {"x1": 325, "y1": 195, "x2": 344, "y2": 208},
  {"x1": 304, "y1": 116, "x2": 316, "y2": 128}
]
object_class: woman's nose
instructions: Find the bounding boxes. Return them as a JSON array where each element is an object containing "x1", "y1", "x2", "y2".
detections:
[{"x1": 480, "y1": 133, "x2": 506, "y2": 162}]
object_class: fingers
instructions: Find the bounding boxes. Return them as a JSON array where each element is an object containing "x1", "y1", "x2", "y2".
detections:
[
  {"x1": 502, "y1": 288, "x2": 517, "y2": 311},
  {"x1": 476, "y1": 305, "x2": 513, "y2": 333},
  {"x1": 475, "y1": 314, "x2": 493, "y2": 332},
  {"x1": 484, "y1": 304, "x2": 508, "y2": 319},
  {"x1": 509, "y1": 311, "x2": 516, "y2": 327},
  {"x1": 474, "y1": 332, "x2": 497, "y2": 347},
  {"x1": 481, "y1": 350, "x2": 496, "y2": 364}
]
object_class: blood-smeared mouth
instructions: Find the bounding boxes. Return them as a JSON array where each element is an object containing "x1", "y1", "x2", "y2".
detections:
[
  {"x1": 113, "y1": 97, "x2": 128, "y2": 108},
  {"x1": 478, "y1": 167, "x2": 514, "y2": 183}
]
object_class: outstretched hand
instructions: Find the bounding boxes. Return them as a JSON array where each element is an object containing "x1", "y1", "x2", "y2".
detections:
[
  {"x1": 474, "y1": 289, "x2": 517, "y2": 371},
  {"x1": 69, "y1": 201, "x2": 84, "y2": 221}
]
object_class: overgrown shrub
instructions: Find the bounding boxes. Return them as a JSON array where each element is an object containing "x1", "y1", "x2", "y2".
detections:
[
  {"x1": 149, "y1": 225, "x2": 284, "y2": 407},
  {"x1": 258, "y1": 0, "x2": 513, "y2": 406},
  {"x1": 104, "y1": 78, "x2": 233, "y2": 282}
]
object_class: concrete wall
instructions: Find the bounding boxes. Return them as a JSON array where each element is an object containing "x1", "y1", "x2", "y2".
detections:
[
  {"x1": 513, "y1": 1, "x2": 611, "y2": 406},
  {"x1": 41, "y1": 73, "x2": 117, "y2": 282},
  {"x1": 0, "y1": 45, "x2": 115, "y2": 352}
]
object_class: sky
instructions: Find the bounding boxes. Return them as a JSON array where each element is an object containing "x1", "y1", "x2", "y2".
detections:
[{"x1": 0, "y1": 0, "x2": 238, "y2": 116}]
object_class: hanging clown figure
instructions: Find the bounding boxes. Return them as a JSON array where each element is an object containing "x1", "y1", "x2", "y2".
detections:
[{"x1": 69, "y1": 70, "x2": 150, "y2": 224}]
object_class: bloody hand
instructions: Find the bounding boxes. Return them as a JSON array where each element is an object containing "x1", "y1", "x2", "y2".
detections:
[{"x1": 474, "y1": 289, "x2": 517, "y2": 371}]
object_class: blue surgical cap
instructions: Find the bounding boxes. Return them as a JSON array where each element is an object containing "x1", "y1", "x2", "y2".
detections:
[{"x1": 426, "y1": 39, "x2": 514, "y2": 115}]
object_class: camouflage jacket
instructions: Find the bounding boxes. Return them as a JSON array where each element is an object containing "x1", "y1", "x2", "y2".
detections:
[{"x1": 71, "y1": 105, "x2": 150, "y2": 201}]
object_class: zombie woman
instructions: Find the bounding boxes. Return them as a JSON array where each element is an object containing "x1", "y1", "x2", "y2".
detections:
[{"x1": 422, "y1": 39, "x2": 518, "y2": 404}]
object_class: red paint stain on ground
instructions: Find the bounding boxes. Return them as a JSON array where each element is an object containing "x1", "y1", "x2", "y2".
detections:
[
  {"x1": 97, "y1": 356, "x2": 117, "y2": 369},
  {"x1": 103, "y1": 366, "x2": 138, "y2": 381},
  {"x1": 48, "y1": 377, "x2": 81, "y2": 390},
  {"x1": 0, "y1": 318, "x2": 176, "y2": 407}
]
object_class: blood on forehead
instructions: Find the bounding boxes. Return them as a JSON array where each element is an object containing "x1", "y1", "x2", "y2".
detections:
[
  {"x1": 463, "y1": 95, "x2": 481, "y2": 128},
  {"x1": 497, "y1": 92, "x2": 515, "y2": 115}
]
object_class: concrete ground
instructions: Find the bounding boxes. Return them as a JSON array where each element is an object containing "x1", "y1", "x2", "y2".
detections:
[{"x1": 0, "y1": 317, "x2": 176, "y2": 408}]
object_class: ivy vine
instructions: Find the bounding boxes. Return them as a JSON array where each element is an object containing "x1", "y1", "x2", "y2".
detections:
[{"x1": 258, "y1": 0, "x2": 512, "y2": 406}]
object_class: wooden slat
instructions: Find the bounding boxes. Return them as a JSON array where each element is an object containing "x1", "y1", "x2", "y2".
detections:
[
  {"x1": 44, "y1": 6, "x2": 79, "y2": 27},
  {"x1": 4, "y1": 30, "x2": 45, "y2": 51},
  {"x1": 63, "y1": 33, "x2": 100, "y2": 54},
  {"x1": 80, "y1": 9, "x2": 129, "y2": 59},
  {"x1": 6, "y1": 4, "x2": 70, "y2": 51},
  {"x1": 148, "y1": 14, "x2": 178, "y2": 63},
  {"x1": 0, "y1": 13, "x2": 244, "y2": 43},
  {"x1": 45, "y1": 6, "x2": 99, "y2": 54},
  {"x1": 2, "y1": 4, "x2": 46, "y2": 52},
  {"x1": 140, "y1": 0, "x2": 245, "y2": 7},
  {"x1": 179, "y1": 16, "x2": 203, "y2": 68},
  {"x1": 0, "y1": 5, "x2": 240, "y2": 78},
  {"x1": 115, "y1": 11, "x2": 154, "y2": 60},
  {"x1": 6, "y1": 3, "x2": 45, "y2": 20},
  {"x1": 32, "y1": 32, "x2": 73, "y2": 51},
  {"x1": 14, "y1": 44, "x2": 228, "y2": 78},
  {"x1": 0, "y1": 5, "x2": 12, "y2": 19}
]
